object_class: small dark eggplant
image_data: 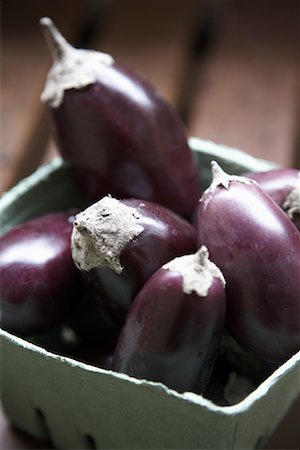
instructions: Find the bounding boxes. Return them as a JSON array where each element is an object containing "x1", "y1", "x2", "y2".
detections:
[
  {"x1": 71, "y1": 344, "x2": 114, "y2": 370},
  {"x1": 196, "y1": 161, "x2": 300, "y2": 363},
  {"x1": 40, "y1": 18, "x2": 201, "y2": 218},
  {"x1": 66, "y1": 293, "x2": 121, "y2": 349},
  {"x1": 221, "y1": 331, "x2": 279, "y2": 385},
  {"x1": 71, "y1": 195, "x2": 197, "y2": 323},
  {"x1": 0, "y1": 212, "x2": 83, "y2": 336},
  {"x1": 244, "y1": 168, "x2": 300, "y2": 231},
  {"x1": 112, "y1": 247, "x2": 226, "y2": 394}
]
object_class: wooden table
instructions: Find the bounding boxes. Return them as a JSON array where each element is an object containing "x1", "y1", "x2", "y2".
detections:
[
  {"x1": 2, "y1": 0, "x2": 299, "y2": 194},
  {"x1": 1, "y1": 0, "x2": 300, "y2": 448}
]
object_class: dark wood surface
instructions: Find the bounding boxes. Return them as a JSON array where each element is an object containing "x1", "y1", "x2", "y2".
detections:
[
  {"x1": 1, "y1": 0, "x2": 299, "y2": 193},
  {"x1": 1, "y1": 1, "x2": 300, "y2": 448}
]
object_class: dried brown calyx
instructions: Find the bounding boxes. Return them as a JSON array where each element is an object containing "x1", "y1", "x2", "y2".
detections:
[
  {"x1": 209, "y1": 161, "x2": 254, "y2": 191},
  {"x1": 40, "y1": 17, "x2": 114, "y2": 107},
  {"x1": 283, "y1": 174, "x2": 300, "y2": 219},
  {"x1": 163, "y1": 246, "x2": 225, "y2": 297},
  {"x1": 71, "y1": 196, "x2": 144, "y2": 274}
]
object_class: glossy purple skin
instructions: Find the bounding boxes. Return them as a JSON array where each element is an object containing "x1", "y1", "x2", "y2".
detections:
[
  {"x1": 196, "y1": 179, "x2": 300, "y2": 363},
  {"x1": 244, "y1": 168, "x2": 300, "y2": 231},
  {"x1": 0, "y1": 212, "x2": 83, "y2": 337},
  {"x1": 90, "y1": 199, "x2": 197, "y2": 323},
  {"x1": 243, "y1": 168, "x2": 299, "y2": 206},
  {"x1": 112, "y1": 267, "x2": 226, "y2": 393},
  {"x1": 51, "y1": 62, "x2": 201, "y2": 218}
]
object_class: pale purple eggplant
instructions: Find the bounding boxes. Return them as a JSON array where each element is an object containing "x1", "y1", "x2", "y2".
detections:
[
  {"x1": 112, "y1": 247, "x2": 226, "y2": 393},
  {"x1": 0, "y1": 212, "x2": 83, "y2": 337},
  {"x1": 40, "y1": 18, "x2": 201, "y2": 218},
  {"x1": 244, "y1": 168, "x2": 300, "y2": 231},
  {"x1": 196, "y1": 161, "x2": 300, "y2": 363},
  {"x1": 71, "y1": 196, "x2": 197, "y2": 323}
]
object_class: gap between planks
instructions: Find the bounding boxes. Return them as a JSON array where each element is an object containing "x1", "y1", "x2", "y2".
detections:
[
  {"x1": 186, "y1": 0, "x2": 299, "y2": 168},
  {"x1": 1, "y1": 0, "x2": 96, "y2": 193},
  {"x1": 2, "y1": 0, "x2": 299, "y2": 195}
]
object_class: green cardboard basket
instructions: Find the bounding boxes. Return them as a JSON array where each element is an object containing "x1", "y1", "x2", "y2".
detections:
[{"x1": 1, "y1": 138, "x2": 299, "y2": 449}]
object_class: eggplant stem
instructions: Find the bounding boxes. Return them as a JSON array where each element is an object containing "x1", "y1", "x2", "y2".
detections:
[
  {"x1": 197, "y1": 245, "x2": 209, "y2": 265},
  {"x1": 73, "y1": 220, "x2": 81, "y2": 229},
  {"x1": 40, "y1": 17, "x2": 72, "y2": 61},
  {"x1": 211, "y1": 160, "x2": 227, "y2": 182}
]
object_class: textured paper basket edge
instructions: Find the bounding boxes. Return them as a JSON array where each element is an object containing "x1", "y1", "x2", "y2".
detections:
[{"x1": 1, "y1": 327, "x2": 299, "y2": 417}]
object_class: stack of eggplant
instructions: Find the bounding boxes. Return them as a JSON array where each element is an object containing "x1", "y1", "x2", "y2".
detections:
[{"x1": 1, "y1": 18, "x2": 299, "y2": 401}]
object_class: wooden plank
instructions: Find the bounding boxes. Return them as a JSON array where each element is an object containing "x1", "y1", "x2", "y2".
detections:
[
  {"x1": 91, "y1": 0, "x2": 203, "y2": 108},
  {"x1": 1, "y1": 0, "x2": 89, "y2": 193},
  {"x1": 187, "y1": 0, "x2": 299, "y2": 168},
  {"x1": 294, "y1": 61, "x2": 300, "y2": 170}
]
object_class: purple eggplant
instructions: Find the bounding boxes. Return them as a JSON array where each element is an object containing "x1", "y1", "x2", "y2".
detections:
[
  {"x1": 83, "y1": 347, "x2": 114, "y2": 370},
  {"x1": 66, "y1": 293, "x2": 121, "y2": 349},
  {"x1": 112, "y1": 247, "x2": 226, "y2": 394},
  {"x1": 67, "y1": 342, "x2": 114, "y2": 370},
  {"x1": 71, "y1": 195, "x2": 197, "y2": 323},
  {"x1": 244, "y1": 168, "x2": 300, "y2": 231},
  {"x1": 39, "y1": 18, "x2": 201, "y2": 218},
  {"x1": 0, "y1": 212, "x2": 83, "y2": 337},
  {"x1": 196, "y1": 161, "x2": 300, "y2": 363}
]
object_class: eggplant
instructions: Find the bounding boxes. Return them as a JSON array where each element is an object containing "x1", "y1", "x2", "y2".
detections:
[
  {"x1": 221, "y1": 332, "x2": 279, "y2": 385},
  {"x1": 196, "y1": 161, "x2": 300, "y2": 363},
  {"x1": 66, "y1": 293, "x2": 121, "y2": 349},
  {"x1": 0, "y1": 212, "x2": 83, "y2": 337},
  {"x1": 112, "y1": 247, "x2": 226, "y2": 394},
  {"x1": 71, "y1": 195, "x2": 197, "y2": 323},
  {"x1": 68, "y1": 343, "x2": 114, "y2": 370},
  {"x1": 244, "y1": 168, "x2": 300, "y2": 231},
  {"x1": 40, "y1": 18, "x2": 201, "y2": 218}
]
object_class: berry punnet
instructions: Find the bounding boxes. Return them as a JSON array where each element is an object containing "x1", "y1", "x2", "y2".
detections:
[
  {"x1": 71, "y1": 195, "x2": 197, "y2": 323},
  {"x1": 196, "y1": 161, "x2": 300, "y2": 363},
  {"x1": 245, "y1": 168, "x2": 300, "y2": 231},
  {"x1": 40, "y1": 17, "x2": 201, "y2": 218},
  {"x1": 112, "y1": 247, "x2": 226, "y2": 394},
  {"x1": 0, "y1": 212, "x2": 83, "y2": 336}
]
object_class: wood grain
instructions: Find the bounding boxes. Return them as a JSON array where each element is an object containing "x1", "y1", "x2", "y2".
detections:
[
  {"x1": 187, "y1": 0, "x2": 299, "y2": 167},
  {"x1": 92, "y1": 0, "x2": 202, "y2": 108},
  {"x1": 1, "y1": 0, "x2": 89, "y2": 193}
]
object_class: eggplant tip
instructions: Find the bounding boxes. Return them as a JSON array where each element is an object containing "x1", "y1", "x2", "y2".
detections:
[
  {"x1": 209, "y1": 160, "x2": 231, "y2": 190},
  {"x1": 196, "y1": 245, "x2": 209, "y2": 264},
  {"x1": 209, "y1": 160, "x2": 252, "y2": 191},
  {"x1": 163, "y1": 248, "x2": 225, "y2": 296},
  {"x1": 39, "y1": 17, "x2": 53, "y2": 27},
  {"x1": 39, "y1": 15, "x2": 70, "y2": 63},
  {"x1": 211, "y1": 160, "x2": 226, "y2": 179},
  {"x1": 73, "y1": 220, "x2": 81, "y2": 230}
]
